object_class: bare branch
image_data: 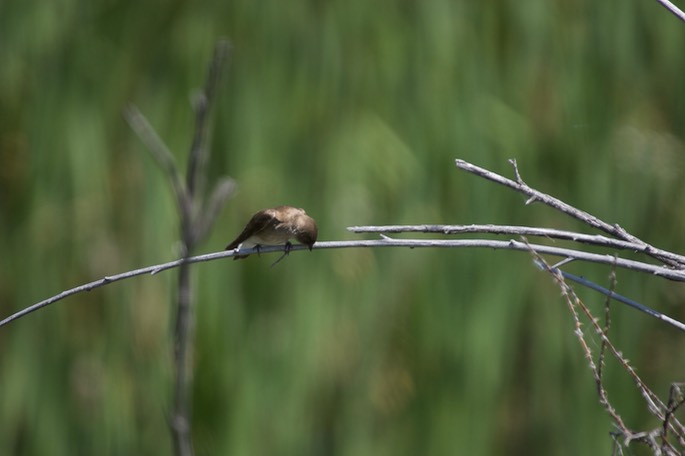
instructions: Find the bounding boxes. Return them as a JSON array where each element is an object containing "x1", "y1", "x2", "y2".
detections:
[
  {"x1": 123, "y1": 104, "x2": 192, "y2": 220},
  {"x1": 534, "y1": 260, "x2": 685, "y2": 332},
  {"x1": 338, "y1": 237, "x2": 685, "y2": 281},
  {"x1": 171, "y1": 39, "x2": 231, "y2": 456},
  {"x1": 186, "y1": 39, "x2": 232, "y2": 200},
  {"x1": 172, "y1": 260, "x2": 194, "y2": 456},
  {"x1": 532, "y1": 249, "x2": 685, "y2": 451},
  {"x1": 3, "y1": 237, "x2": 685, "y2": 331},
  {"x1": 543, "y1": 258, "x2": 632, "y2": 436},
  {"x1": 348, "y1": 223, "x2": 685, "y2": 266},
  {"x1": 655, "y1": 0, "x2": 685, "y2": 23},
  {"x1": 123, "y1": 104, "x2": 179, "y2": 178},
  {"x1": 455, "y1": 159, "x2": 685, "y2": 269},
  {"x1": 597, "y1": 263, "x2": 617, "y2": 382},
  {"x1": 126, "y1": 38, "x2": 233, "y2": 456},
  {"x1": 664, "y1": 383, "x2": 685, "y2": 449},
  {"x1": 455, "y1": 158, "x2": 615, "y2": 233},
  {"x1": 192, "y1": 177, "x2": 237, "y2": 244}
]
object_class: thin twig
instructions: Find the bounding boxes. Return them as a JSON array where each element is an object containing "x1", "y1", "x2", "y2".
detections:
[
  {"x1": 186, "y1": 39, "x2": 231, "y2": 201},
  {"x1": 534, "y1": 261, "x2": 685, "y2": 332},
  {"x1": 597, "y1": 262, "x2": 617, "y2": 382},
  {"x1": 532, "y1": 249, "x2": 685, "y2": 451},
  {"x1": 546, "y1": 260, "x2": 632, "y2": 437},
  {"x1": 123, "y1": 105, "x2": 192, "y2": 221},
  {"x1": 663, "y1": 383, "x2": 685, "y2": 450},
  {"x1": 348, "y1": 224, "x2": 685, "y2": 266},
  {"x1": 454, "y1": 159, "x2": 685, "y2": 269},
  {"x1": 192, "y1": 177, "x2": 237, "y2": 244},
  {"x1": 579, "y1": 292, "x2": 685, "y2": 449},
  {"x1": 655, "y1": 0, "x2": 685, "y2": 23}
]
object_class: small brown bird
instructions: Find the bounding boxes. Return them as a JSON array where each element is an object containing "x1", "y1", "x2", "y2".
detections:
[{"x1": 225, "y1": 206, "x2": 318, "y2": 260}]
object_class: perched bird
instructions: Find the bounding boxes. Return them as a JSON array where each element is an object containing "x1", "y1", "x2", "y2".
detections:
[{"x1": 225, "y1": 206, "x2": 318, "y2": 260}]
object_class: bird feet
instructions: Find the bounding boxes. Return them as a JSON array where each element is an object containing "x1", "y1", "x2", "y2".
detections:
[{"x1": 270, "y1": 242, "x2": 293, "y2": 268}]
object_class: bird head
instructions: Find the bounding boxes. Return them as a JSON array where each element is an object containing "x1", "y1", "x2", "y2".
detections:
[{"x1": 295, "y1": 214, "x2": 318, "y2": 250}]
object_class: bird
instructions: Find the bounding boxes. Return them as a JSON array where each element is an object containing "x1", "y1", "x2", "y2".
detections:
[{"x1": 225, "y1": 206, "x2": 318, "y2": 260}]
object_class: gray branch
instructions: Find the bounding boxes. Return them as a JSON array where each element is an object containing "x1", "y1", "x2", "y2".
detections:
[
  {"x1": 186, "y1": 40, "x2": 232, "y2": 201},
  {"x1": 347, "y1": 224, "x2": 685, "y2": 266},
  {"x1": 455, "y1": 159, "x2": 685, "y2": 269},
  {"x1": 123, "y1": 104, "x2": 192, "y2": 221},
  {"x1": 2, "y1": 237, "x2": 685, "y2": 330},
  {"x1": 655, "y1": 0, "x2": 685, "y2": 23},
  {"x1": 124, "y1": 38, "x2": 233, "y2": 456}
]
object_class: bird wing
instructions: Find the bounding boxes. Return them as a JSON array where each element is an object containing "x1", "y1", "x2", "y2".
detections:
[{"x1": 225, "y1": 209, "x2": 279, "y2": 250}]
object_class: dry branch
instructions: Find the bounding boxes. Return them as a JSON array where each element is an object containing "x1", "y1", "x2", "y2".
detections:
[
  {"x1": 3, "y1": 237, "x2": 685, "y2": 331},
  {"x1": 655, "y1": 0, "x2": 685, "y2": 23},
  {"x1": 348, "y1": 224, "x2": 685, "y2": 265},
  {"x1": 532, "y1": 248, "x2": 685, "y2": 454},
  {"x1": 126, "y1": 39, "x2": 233, "y2": 456},
  {"x1": 455, "y1": 159, "x2": 685, "y2": 269}
]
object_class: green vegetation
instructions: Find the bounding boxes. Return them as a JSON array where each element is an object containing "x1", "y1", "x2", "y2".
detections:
[{"x1": 1, "y1": 1, "x2": 684, "y2": 454}]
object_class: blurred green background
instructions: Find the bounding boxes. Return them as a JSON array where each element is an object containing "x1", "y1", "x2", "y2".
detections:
[{"x1": 1, "y1": 0, "x2": 685, "y2": 454}]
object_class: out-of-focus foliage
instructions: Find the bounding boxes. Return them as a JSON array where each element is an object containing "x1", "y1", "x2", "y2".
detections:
[{"x1": 1, "y1": 0, "x2": 685, "y2": 454}]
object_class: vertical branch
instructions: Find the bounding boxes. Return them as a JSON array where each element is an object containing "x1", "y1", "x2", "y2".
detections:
[
  {"x1": 171, "y1": 39, "x2": 232, "y2": 456},
  {"x1": 186, "y1": 40, "x2": 232, "y2": 214},
  {"x1": 171, "y1": 261, "x2": 195, "y2": 456},
  {"x1": 127, "y1": 38, "x2": 234, "y2": 456},
  {"x1": 663, "y1": 383, "x2": 685, "y2": 450},
  {"x1": 596, "y1": 261, "x2": 617, "y2": 384}
]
